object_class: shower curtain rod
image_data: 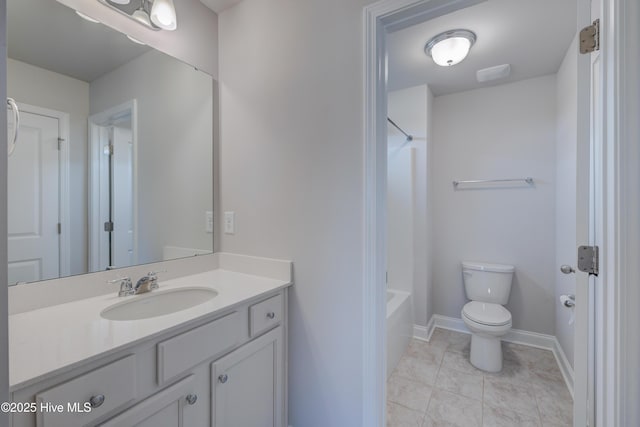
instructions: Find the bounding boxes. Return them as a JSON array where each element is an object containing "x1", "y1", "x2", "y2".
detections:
[{"x1": 387, "y1": 117, "x2": 413, "y2": 141}]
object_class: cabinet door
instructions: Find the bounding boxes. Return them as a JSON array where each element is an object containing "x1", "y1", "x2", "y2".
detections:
[
  {"x1": 99, "y1": 375, "x2": 199, "y2": 427},
  {"x1": 212, "y1": 326, "x2": 284, "y2": 427}
]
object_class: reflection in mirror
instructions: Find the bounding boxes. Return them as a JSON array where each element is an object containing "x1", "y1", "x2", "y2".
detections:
[{"x1": 7, "y1": 0, "x2": 213, "y2": 285}]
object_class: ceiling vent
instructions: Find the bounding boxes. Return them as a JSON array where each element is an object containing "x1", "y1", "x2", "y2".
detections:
[{"x1": 476, "y1": 64, "x2": 511, "y2": 83}]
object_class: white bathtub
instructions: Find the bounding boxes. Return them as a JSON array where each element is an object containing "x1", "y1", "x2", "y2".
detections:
[{"x1": 386, "y1": 289, "x2": 412, "y2": 378}]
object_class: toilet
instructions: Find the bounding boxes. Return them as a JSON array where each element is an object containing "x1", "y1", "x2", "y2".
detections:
[{"x1": 461, "y1": 261, "x2": 515, "y2": 372}]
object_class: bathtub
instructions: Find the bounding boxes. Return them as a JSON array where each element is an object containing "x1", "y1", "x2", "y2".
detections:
[{"x1": 386, "y1": 289, "x2": 412, "y2": 378}]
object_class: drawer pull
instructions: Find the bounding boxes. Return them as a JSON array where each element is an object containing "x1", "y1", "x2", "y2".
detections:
[
  {"x1": 89, "y1": 394, "x2": 105, "y2": 408},
  {"x1": 185, "y1": 394, "x2": 198, "y2": 405},
  {"x1": 218, "y1": 374, "x2": 228, "y2": 384},
  {"x1": 266, "y1": 312, "x2": 276, "y2": 319}
]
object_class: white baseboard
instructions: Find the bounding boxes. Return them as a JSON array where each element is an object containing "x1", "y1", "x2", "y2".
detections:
[
  {"x1": 413, "y1": 325, "x2": 429, "y2": 342},
  {"x1": 417, "y1": 315, "x2": 574, "y2": 397}
]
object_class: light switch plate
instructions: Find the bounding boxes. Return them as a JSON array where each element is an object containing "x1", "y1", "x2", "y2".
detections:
[
  {"x1": 205, "y1": 211, "x2": 213, "y2": 233},
  {"x1": 224, "y1": 211, "x2": 235, "y2": 234}
]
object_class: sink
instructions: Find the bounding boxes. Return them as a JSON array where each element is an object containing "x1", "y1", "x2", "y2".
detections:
[{"x1": 101, "y1": 287, "x2": 218, "y2": 321}]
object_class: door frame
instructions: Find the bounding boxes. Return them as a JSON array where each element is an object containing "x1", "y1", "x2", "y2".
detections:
[
  {"x1": 13, "y1": 102, "x2": 71, "y2": 278},
  {"x1": 362, "y1": 0, "x2": 636, "y2": 425},
  {"x1": 88, "y1": 99, "x2": 138, "y2": 271}
]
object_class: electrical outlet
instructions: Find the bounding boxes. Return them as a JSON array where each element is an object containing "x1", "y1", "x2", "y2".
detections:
[
  {"x1": 224, "y1": 211, "x2": 235, "y2": 234},
  {"x1": 205, "y1": 211, "x2": 213, "y2": 233}
]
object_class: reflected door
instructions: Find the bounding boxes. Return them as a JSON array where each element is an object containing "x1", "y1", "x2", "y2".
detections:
[
  {"x1": 7, "y1": 109, "x2": 60, "y2": 284},
  {"x1": 110, "y1": 126, "x2": 134, "y2": 268}
]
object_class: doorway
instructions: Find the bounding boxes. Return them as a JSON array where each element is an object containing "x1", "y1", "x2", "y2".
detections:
[
  {"x1": 7, "y1": 102, "x2": 70, "y2": 284},
  {"x1": 363, "y1": 0, "x2": 598, "y2": 426},
  {"x1": 88, "y1": 100, "x2": 137, "y2": 271}
]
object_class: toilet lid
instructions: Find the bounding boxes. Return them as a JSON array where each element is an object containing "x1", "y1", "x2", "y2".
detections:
[{"x1": 462, "y1": 301, "x2": 511, "y2": 326}]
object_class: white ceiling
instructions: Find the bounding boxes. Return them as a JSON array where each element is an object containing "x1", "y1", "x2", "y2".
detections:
[
  {"x1": 199, "y1": 0, "x2": 243, "y2": 14},
  {"x1": 387, "y1": 0, "x2": 577, "y2": 96},
  {"x1": 8, "y1": 0, "x2": 150, "y2": 82}
]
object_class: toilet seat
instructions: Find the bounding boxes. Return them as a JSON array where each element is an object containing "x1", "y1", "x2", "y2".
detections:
[{"x1": 462, "y1": 301, "x2": 511, "y2": 326}]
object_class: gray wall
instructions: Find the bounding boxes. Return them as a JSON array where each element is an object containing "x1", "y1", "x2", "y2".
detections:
[
  {"x1": 432, "y1": 75, "x2": 557, "y2": 334},
  {"x1": 218, "y1": 0, "x2": 376, "y2": 424},
  {"x1": 90, "y1": 50, "x2": 213, "y2": 263},
  {"x1": 0, "y1": 0, "x2": 9, "y2": 417},
  {"x1": 7, "y1": 58, "x2": 90, "y2": 275}
]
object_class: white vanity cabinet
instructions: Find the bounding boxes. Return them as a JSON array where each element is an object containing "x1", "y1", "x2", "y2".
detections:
[
  {"x1": 10, "y1": 290, "x2": 288, "y2": 427},
  {"x1": 212, "y1": 326, "x2": 284, "y2": 427}
]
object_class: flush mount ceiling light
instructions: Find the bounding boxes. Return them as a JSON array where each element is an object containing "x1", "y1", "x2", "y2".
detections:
[
  {"x1": 424, "y1": 29, "x2": 476, "y2": 67},
  {"x1": 99, "y1": 0, "x2": 177, "y2": 31}
]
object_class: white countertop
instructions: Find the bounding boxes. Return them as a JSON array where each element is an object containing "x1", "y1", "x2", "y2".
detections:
[{"x1": 9, "y1": 268, "x2": 291, "y2": 390}]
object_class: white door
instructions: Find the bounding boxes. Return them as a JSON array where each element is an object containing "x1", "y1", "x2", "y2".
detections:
[
  {"x1": 573, "y1": 0, "x2": 602, "y2": 425},
  {"x1": 7, "y1": 109, "x2": 60, "y2": 284},
  {"x1": 111, "y1": 126, "x2": 134, "y2": 268}
]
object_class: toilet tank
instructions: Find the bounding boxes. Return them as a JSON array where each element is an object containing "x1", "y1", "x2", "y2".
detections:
[{"x1": 462, "y1": 261, "x2": 515, "y2": 305}]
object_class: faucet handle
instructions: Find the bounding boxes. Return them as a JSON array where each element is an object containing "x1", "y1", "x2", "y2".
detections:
[
  {"x1": 109, "y1": 277, "x2": 134, "y2": 297},
  {"x1": 147, "y1": 270, "x2": 166, "y2": 289}
]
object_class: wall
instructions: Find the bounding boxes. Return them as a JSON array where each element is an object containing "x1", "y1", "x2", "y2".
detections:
[
  {"x1": 56, "y1": 0, "x2": 219, "y2": 78},
  {"x1": 432, "y1": 75, "x2": 557, "y2": 334},
  {"x1": 0, "y1": 0, "x2": 9, "y2": 417},
  {"x1": 90, "y1": 50, "x2": 213, "y2": 264},
  {"x1": 555, "y1": 35, "x2": 578, "y2": 367},
  {"x1": 7, "y1": 58, "x2": 90, "y2": 275},
  {"x1": 218, "y1": 0, "x2": 375, "y2": 425},
  {"x1": 387, "y1": 85, "x2": 433, "y2": 327},
  {"x1": 386, "y1": 145, "x2": 414, "y2": 297}
]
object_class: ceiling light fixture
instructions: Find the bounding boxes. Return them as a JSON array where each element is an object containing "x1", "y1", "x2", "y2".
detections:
[
  {"x1": 99, "y1": 0, "x2": 177, "y2": 31},
  {"x1": 424, "y1": 29, "x2": 476, "y2": 67}
]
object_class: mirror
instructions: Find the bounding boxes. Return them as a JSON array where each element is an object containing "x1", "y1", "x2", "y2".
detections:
[{"x1": 6, "y1": 0, "x2": 214, "y2": 285}]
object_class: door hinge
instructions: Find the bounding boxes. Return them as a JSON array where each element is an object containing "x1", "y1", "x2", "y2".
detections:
[
  {"x1": 57, "y1": 223, "x2": 61, "y2": 234},
  {"x1": 104, "y1": 144, "x2": 114, "y2": 156},
  {"x1": 57, "y1": 138, "x2": 65, "y2": 151},
  {"x1": 577, "y1": 245, "x2": 599, "y2": 276},
  {"x1": 580, "y1": 19, "x2": 600, "y2": 54},
  {"x1": 104, "y1": 221, "x2": 114, "y2": 232}
]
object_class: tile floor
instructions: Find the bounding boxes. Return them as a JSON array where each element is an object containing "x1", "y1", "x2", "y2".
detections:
[{"x1": 387, "y1": 328, "x2": 573, "y2": 427}]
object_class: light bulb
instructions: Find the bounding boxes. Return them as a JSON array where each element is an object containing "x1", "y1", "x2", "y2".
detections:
[
  {"x1": 431, "y1": 37, "x2": 471, "y2": 67},
  {"x1": 150, "y1": 0, "x2": 177, "y2": 31}
]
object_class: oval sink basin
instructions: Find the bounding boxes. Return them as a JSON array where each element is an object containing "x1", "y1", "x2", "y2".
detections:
[{"x1": 101, "y1": 287, "x2": 218, "y2": 321}]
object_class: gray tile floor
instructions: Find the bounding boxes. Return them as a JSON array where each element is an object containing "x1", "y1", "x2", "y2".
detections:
[{"x1": 387, "y1": 328, "x2": 573, "y2": 427}]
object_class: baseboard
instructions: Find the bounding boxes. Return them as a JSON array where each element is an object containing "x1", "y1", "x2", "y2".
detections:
[
  {"x1": 413, "y1": 322, "x2": 431, "y2": 342},
  {"x1": 420, "y1": 315, "x2": 574, "y2": 397}
]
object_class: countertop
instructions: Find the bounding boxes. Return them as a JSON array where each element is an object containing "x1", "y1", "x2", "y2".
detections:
[{"x1": 9, "y1": 268, "x2": 291, "y2": 390}]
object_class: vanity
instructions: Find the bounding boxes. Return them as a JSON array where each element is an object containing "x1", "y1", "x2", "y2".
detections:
[
  {"x1": 4, "y1": 1, "x2": 293, "y2": 425},
  {"x1": 9, "y1": 253, "x2": 292, "y2": 427}
]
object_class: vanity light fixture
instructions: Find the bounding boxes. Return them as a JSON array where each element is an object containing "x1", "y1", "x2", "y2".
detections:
[
  {"x1": 424, "y1": 29, "x2": 476, "y2": 67},
  {"x1": 99, "y1": 0, "x2": 177, "y2": 31},
  {"x1": 126, "y1": 35, "x2": 147, "y2": 45},
  {"x1": 150, "y1": 0, "x2": 177, "y2": 31},
  {"x1": 75, "y1": 10, "x2": 101, "y2": 23}
]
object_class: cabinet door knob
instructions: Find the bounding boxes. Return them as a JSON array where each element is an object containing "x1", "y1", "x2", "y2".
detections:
[
  {"x1": 89, "y1": 394, "x2": 105, "y2": 408},
  {"x1": 185, "y1": 394, "x2": 198, "y2": 405},
  {"x1": 218, "y1": 374, "x2": 228, "y2": 384},
  {"x1": 266, "y1": 312, "x2": 276, "y2": 319}
]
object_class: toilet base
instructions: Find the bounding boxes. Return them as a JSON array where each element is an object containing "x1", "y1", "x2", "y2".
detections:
[{"x1": 469, "y1": 333, "x2": 503, "y2": 372}]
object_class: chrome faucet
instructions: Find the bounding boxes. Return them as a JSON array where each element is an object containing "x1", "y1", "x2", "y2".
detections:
[
  {"x1": 134, "y1": 271, "x2": 161, "y2": 294},
  {"x1": 108, "y1": 277, "x2": 134, "y2": 297},
  {"x1": 109, "y1": 271, "x2": 164, "y2": 297}
]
